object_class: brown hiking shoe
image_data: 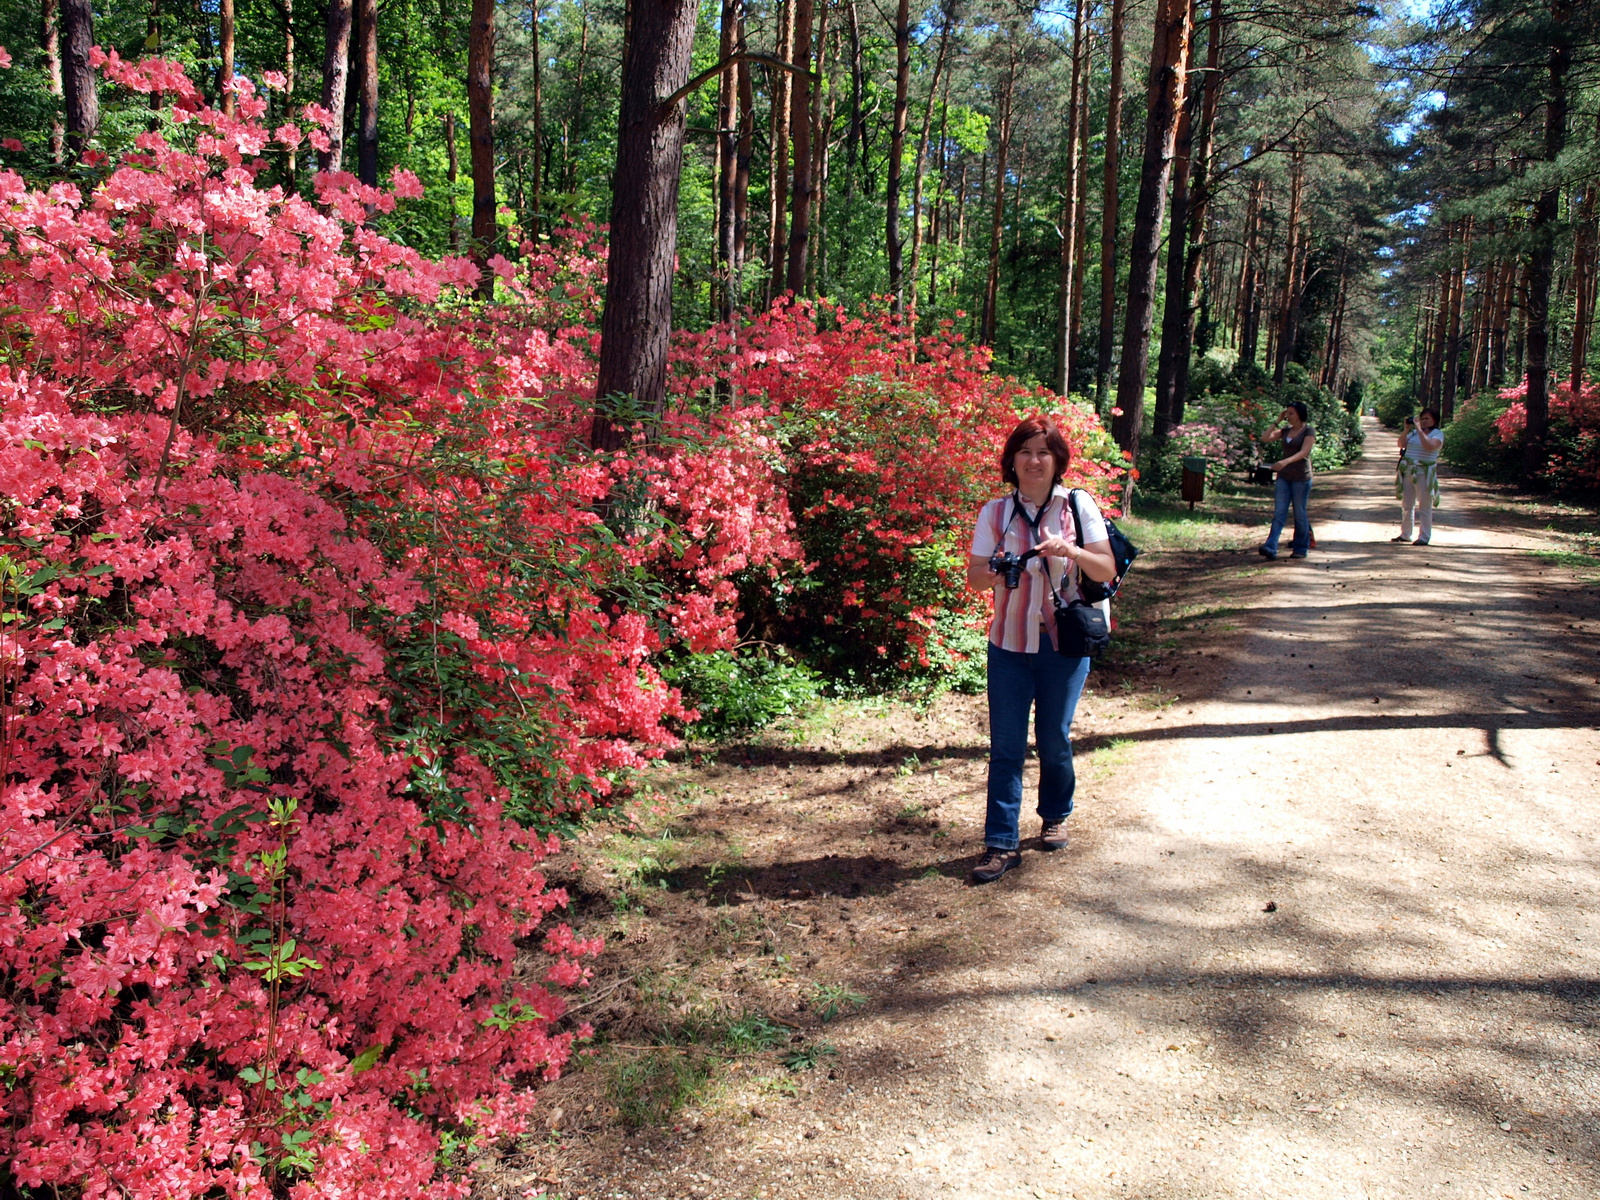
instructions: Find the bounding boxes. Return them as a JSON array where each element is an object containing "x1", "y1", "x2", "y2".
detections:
[
  {"x1": 970, "y1": 848, "x2": 1022, "y2": 884},
  {"x1": 1039, "y1": 820, "x2": 1070, "y2": 851}
]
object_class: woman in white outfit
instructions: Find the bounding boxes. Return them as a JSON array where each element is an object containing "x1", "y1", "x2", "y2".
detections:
[{"x1": 1393, "y1": 408, "x2": 1444, "y2": 546}]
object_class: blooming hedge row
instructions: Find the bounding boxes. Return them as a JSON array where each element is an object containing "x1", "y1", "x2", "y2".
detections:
[{"x1": 0, "y1": 53, "x2": 1124, "y2": 1198}]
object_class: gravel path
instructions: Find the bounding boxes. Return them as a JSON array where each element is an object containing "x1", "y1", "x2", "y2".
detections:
[{"x1": 521, "y1": 424, "x2": 1600, "y2": 1200}]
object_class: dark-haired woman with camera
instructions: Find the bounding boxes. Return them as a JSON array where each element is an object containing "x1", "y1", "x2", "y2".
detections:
[
  {"x1": 1257, "y1": 401, "x2": 1316, "y2": 560},
  {"x1": 964, "y1": 416, "x2": 1118, "y2": 884},
  {"x1": 1393, "y1": 408, "x2": 1443, "y2": 546}
]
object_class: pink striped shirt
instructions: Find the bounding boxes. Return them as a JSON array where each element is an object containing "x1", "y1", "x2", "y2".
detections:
[{"x1": 970, "y1": 488, "x2": 1109, "y2": 653}]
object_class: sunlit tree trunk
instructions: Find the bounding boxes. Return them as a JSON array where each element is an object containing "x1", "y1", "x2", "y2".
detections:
[
  {"x1": 1442, "y1": 217, "x2": 1473, "y2": 420},
  {"x1": 886, "y1": 0, "x2": 912, "y2": 310},
  {"x1": 715, "y1": 0, "x2": 740, "y2": 320},
  {"x1": 980, "y1": 50, "x2": 1017, "y2": 347},
  {"x1": 220, "y1": 0, "x2": 236, "y2": 116},
  {"x1": 1110, "y1": 0, "x2": 1193, "y2": 474},
  {"x1": 768, "y1": 0, "x2": 793, "y2": 303},
  {"x1": 41, "y1": 0, "x2": 64, "y2": 162},
  {"x1": 1523, "y1": 12, "x2": 1570, "y2": 477},
  {"x1": 1095, "y1": 0, "x2": 1126, "y2": 406},
  {"x1": 785, "y1": 0, "x2": 815, "y2": 296},
  {"x1": 1055, "y1": 0, "x2": 1087, "y2": 395},
  {"x1": 1272, "y1": 147, "x2": 1305, "y2": 384},
  {"x1": 320, "y1": 0, "x2": 353, "y2": 171},
  {"x1": 908, "y1": 6, "x2": 955, "y2": 315},
  {"x1": 1151, "y1": 27, "x2": 1196, "y2": 445}
]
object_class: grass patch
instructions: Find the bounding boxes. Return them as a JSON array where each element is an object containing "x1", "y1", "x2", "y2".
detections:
[
  {"x1": 1530, "y1": 549, "x2": 1600, "y2": 576},
  {"x1": 808, "y1": 983, "x2": 868, "y2": 1023},
  {"x1": 1117, "y1": 487, "x2": 1273, "y2": 553},
  {"x1": 605, "y1": 1049, "x2": 715, "y2": 1128}
]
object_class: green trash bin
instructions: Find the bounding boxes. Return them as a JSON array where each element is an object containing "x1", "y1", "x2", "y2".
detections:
[{"x1": 1181, "y1": 456, "x2": 1206, "y2": 506}]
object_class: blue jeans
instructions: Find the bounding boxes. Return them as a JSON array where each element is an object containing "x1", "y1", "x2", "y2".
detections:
[
  {"x1": 1264, "y1": 478, "x2": 1311, "y2": 555},
  {"x1": 985, "y1": 635, "x2": 1092, "y2": 850}
]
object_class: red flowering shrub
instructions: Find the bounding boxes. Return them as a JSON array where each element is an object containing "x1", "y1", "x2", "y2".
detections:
[
  {"x1": 0, "y1": 55, "x2": 789, "y2": 1199},
  {"x1": 0, "y1": 49, "x2": 1128, "y2": 1198},
  {"x1": 1489, "y1": 379, "x2": 1600, "y2": 493},
  {"x1": 673, "y1": 302, "x2": 1129, "y2": 679}
]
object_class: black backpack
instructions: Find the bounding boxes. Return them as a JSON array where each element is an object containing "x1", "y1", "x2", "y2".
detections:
[{"x1": 1066, "y1": 489, "x2": 1141, "y2": 603}]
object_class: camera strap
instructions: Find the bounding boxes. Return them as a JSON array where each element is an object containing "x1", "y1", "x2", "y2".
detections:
[{"x1": 1007, "y1": 491, "x2": 1068, "y2": 609}]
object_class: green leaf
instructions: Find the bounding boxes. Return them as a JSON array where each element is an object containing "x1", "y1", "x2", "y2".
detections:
[{"x1": 349, "y1": 1043, "x2": 385, "y2": 1074}]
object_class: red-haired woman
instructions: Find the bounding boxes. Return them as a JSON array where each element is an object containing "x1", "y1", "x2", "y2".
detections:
[{"x1": 965, "y1": 416, "x2": 1118, "y2": 883}]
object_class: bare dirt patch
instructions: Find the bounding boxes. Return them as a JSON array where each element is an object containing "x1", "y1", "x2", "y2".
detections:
[{"x1": 477, "y1": 423, "x2": 1600, "y2": 1200}]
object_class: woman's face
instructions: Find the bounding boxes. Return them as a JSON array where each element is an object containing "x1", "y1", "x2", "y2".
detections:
[
  {"x1": 1013, "y1": 432, "x2": 1058, "y2": 494},
  {"x1": 1418, "y1": 411, "x2": 1437, "y2": 431},
  {"x1": 1281, "y1": 407, "x2": 1301, "y2": 426}
]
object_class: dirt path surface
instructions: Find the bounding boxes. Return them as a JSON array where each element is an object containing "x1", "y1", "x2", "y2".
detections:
[{"x1": 500, "y1": 422, "x2": 1600, "y2": 1200}]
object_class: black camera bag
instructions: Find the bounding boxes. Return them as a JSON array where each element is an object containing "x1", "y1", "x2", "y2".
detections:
[
  {"x1": 1065, "y1": 490, "x2": 1141, "y2": 604},
  {"x1": 1053, "y1": 598, "x2": 1111, "y2": 658}
]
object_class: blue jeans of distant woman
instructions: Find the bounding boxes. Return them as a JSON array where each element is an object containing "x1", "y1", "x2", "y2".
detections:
[
  {"x1": 985, "y1": 635, "x2": 1092, "y2": 850},
  {"x1": 1263, "y1": 478, "x2": 1311, "y2": 557}
]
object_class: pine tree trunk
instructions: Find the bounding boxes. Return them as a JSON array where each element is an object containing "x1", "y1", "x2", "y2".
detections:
[
  {"x1": 768, "y1": 0, "x2": 793, "y2": 303},
  {"x1": 1167, "y1": 0, "x2": 1222, "y2": 428},
  {"x1": 980, "y1": 51, "x2": 1017, "y2": 347},
  {"x1": 1570, "y1": 179, "x2": 1597, "y2": 388},
  {"x1": 715, "y1": 0, "x2": 740, "y2": 320},
  {"x1": 320, "y1": 0, "x2": 354, "y2": 171},
  {"x1": 41, "y1": 0, "x2": 64, "y2": 162},
  {"x1": 283, "y1": 0, "x2": 298, "y2": 176},
  {"x1": 220, "y1": 0, "x2": 236, "y2": 116},
  {"x1": 886, "y1": 0, "x2": 912, "y2": 310},
  {"x1": 1442, "y1": 217, "x2": 1473, "y2": 420},
  {"x1": 1237, "y1": 177, "x2": 1263, "y2": 364},
  {"x1": 442, "y1": 112, "x2": 461, "y2": 252},
  {"x1": 468, "y1": 0, "x2": 497, "y2": 299},
  {"x1": 356, "y1": 0, "x2": 379, "y2": 185},
  {"x1": 734, "y1": 39, "x2": 754, "y2": 283},
  {"x1": 1095, "y1": 0, "x2": 1126, "y2": 406},
  {"x1": 810, "y1": 12, "x2": 832, "y2": 295},
  {"x1": 1069, "y1": 51, "x2": 1091, "y2": 363},
  {"x1": 908, "y1": 8, "x2": 954, "y2": 315},
  {"x1": 1056, "y1": 0, "x2": 1087, "y2": 396},
  {"x1": 527, "y1": 0, "x2": 541, "y2": 235},
  {"x1": 1110, "y1": 0, "x2": 1193, "y2": 470},
  {"x1": 1272, "y1": 147, "x2": 1304, "y2": 384},
  {"x1": 592, "y1": 0, "x2": 702, "y2": 449},
  {"x1": 786, "y1": 0, "x2": 815, "y2": 296},
  {"x1": 1151, "y1": 46, "x2": 1196, "y2": 446},
  {"x1": 1524, "y1": 20, "x2": 1571, "y2": 478},
  {"x1": 59, "y1": 0, "x2": 97, "y2": 158}
]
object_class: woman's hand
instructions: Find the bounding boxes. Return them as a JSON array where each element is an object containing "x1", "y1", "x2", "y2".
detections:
[
  {"x1": 1033, "y1": 534, "x2": 1077, "y2": 559},
  {"x1": 1270, "y1": 459, "x2": 1286, "y2": 472},
  {"x1": 966, "y1": 553, "x2": 1001, "y2": 593}
]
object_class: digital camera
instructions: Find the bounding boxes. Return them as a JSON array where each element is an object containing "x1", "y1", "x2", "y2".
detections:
[{"x1": 989, "y1": 548, "x2": 1040, "y2": 589}]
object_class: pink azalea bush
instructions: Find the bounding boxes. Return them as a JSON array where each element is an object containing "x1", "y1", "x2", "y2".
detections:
[
  {"x1": 0, "y1": 54, "x2": 790, "y2": 1199},
  {"x1": 0, "y1": 52, "x2": 1127, "y2": 1199},
  {"x1": 1489, "y1": 379, "x2": 1600, "y2": 493}
]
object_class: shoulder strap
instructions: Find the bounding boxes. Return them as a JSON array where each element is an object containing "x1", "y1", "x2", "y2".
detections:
[{"x1": 1065, "y1": 489, "x2": 1086, "y2": 547}]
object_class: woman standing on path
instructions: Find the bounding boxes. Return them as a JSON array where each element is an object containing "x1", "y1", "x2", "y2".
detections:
[
  {"x1": 1393, "y1": 408, "x2": 1444, "y2": 546},
  {"x1": 965, "y1": 416, "x2": 1118, "y2": 884},
  {"x1": 1258, "y1": 402, "x2": 1316, "y2": 560}
]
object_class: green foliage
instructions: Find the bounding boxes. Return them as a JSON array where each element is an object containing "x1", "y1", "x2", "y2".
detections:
[
  {"x1": 605, "y1": 1049, "x2": 714, "y2": 1128},
  {"x1": 660, "y1": 648, "x2": 822, "y2": 741},
  {"x1": 808, "y1": 983, "x2": 868, "y2": 1023},
  {"x1": 1441, "y1": 391, "x2": 1520, "y2": 481}
]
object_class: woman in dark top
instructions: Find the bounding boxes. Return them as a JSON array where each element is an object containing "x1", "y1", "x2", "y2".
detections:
[{"x1": 1258, "y1": 402, "x2": 1315, "y2": 560}]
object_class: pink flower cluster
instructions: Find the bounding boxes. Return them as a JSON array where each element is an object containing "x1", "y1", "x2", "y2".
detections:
[{"x1": 0, "y1": 53, "x2": 1131, "y2": 1198}]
